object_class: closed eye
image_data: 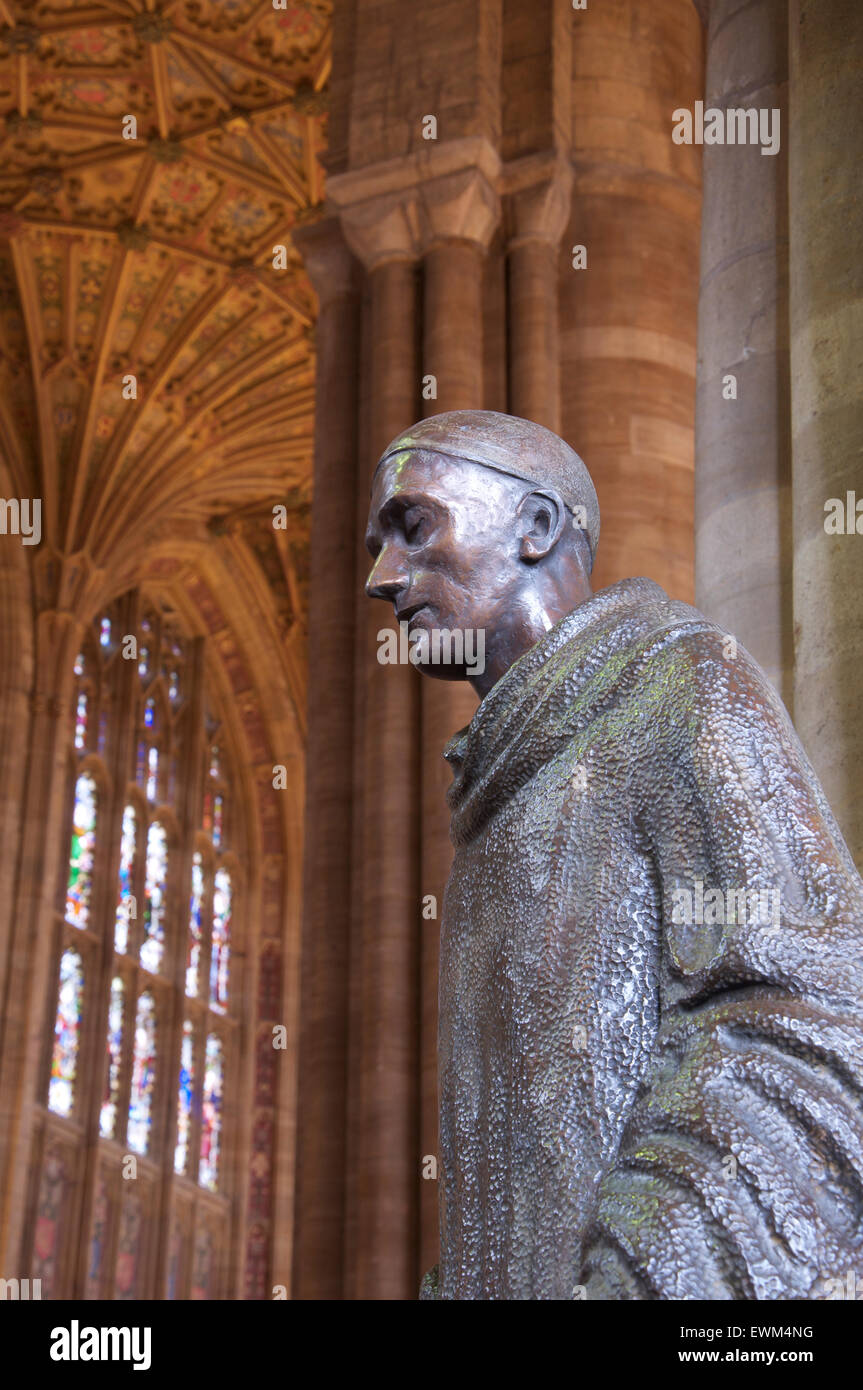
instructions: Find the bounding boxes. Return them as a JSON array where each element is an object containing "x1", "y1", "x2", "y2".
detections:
[{"x1": 403, "y1": 507, "x2": 427, "y2": 543}]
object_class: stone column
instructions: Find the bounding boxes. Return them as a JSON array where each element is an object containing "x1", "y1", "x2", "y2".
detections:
[
  {"x1": 789, "y1": 0, "x2": 863, "y2": 866},
  {"x1": 328, "y1": 139, "x2": 501, "y2": 1293},
  {"x1": 325, "y1": 180, "x2": 425, "y2": 1297},
  {"x1": 351, "y1": 251, "x2": 422, "y2": 1300},
  {"x1": 694, "y1": 0, "x2": 792, "y2": 703},
  {"x1": 0, "y1": 606, "x2": 78, "y2": 1271},
  {"x1": 324, "y1": 0, "x2": 504, "y2": 1295},
  {"x1": 0, "y1": 502, "x2": 33, "y2": 1045},
  {"x1": 290, "y1": 220, "x2": 361, "y2": 1299},
  {"x1": 563, "y1": 0, "x2": 703, "y2": 601},
  {"x1": 416, "y1": 151, "x2": 499, "y2": 1281},
  {"x1": 504, "y1": 155, "x2": 572, "y2": 432},
  {"x1": 420, "y1": 234, "x2": 483, "y2": 1282}
]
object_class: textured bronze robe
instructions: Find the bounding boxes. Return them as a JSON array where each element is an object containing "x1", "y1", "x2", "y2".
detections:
[{"x1": 433, "y1": 577, "x2": 863, "y2": 1300}]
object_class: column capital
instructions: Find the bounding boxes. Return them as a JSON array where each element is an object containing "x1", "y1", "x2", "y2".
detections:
[
  {"x1": 326, "y1": 137, "x2": 502, "y2": 271},
  {"x1": 292, "y1": 216, "x2": 361, "y2": 305},
  {"x1": 502, "y1": 152, "x2": 573, "y2": 251}
]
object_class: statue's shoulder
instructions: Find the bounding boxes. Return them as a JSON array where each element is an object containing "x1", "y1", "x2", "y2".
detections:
[{"x1": 607, "y1": 589, "x2": 792, "y2": 744}]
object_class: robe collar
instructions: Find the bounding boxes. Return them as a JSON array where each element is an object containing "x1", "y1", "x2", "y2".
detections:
[{"x1": 444, "y1": 577, "x2": 695, "y2": 846}]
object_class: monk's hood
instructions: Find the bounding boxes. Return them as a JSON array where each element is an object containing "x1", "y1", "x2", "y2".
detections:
[{"x1": 444, "y1": 577, "x2": 709, "y2": 847}]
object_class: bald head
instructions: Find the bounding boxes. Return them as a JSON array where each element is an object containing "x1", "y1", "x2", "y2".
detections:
[
  {"x1": 365, "y1": 414, "x2": 598, "y2": 698},
  {"x1": 375, "y1": 409, "x2": 600, "y2": 567}
]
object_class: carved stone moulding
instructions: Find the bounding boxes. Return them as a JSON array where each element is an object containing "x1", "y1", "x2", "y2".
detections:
[{"x1": 326, "y1": 136, "x2": 503, "y2": 270}]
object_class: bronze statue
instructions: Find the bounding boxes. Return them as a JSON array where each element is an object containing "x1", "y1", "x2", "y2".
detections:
[{"x1": 365, "y1": 410, "x2": 863, "y2": 1301}]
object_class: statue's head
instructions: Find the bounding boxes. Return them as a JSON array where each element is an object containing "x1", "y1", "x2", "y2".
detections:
[{"x1": 365, "y1": 410, "x2": 600, "y2": 696}]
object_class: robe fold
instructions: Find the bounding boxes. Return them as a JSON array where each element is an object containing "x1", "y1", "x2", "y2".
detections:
[{"x1": 433, "y1": 577, "x2": 863, "y2": 1300}]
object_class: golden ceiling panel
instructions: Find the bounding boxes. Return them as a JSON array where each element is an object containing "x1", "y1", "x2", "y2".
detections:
[{"x1": 0, "y1": 0, "x2": 329, "y2": 610}]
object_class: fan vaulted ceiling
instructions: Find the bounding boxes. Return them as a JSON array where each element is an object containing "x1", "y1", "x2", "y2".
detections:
[{"x1": 0, "y1": 0, "x2": 329, "y2": 607}]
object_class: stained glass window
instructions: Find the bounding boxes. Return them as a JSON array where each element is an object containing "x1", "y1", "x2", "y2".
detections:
[
  {"x1": 174, "y1": 1020, "x2": 194, "y2": 1175},
  {"x1": 210, "y1": 868, "x2": 231, "y2": 1010},
  {"x1": 75, "y1": 691, "x2": 88, "y2": 750},
  {"x1": 137, "y1": 693, "x2": 162, "y2": 802},
  {"x1": 99, "y1": 977, "x2": 124, "y2": 1139},
  {"x1": 44, "y1": 592, "x2": 244, "y2": 1298},
  {"x1": 48, "y1": 949, "x2": 84, "y2": 1117},
  {"x1": 114, "y1": 804, "x2": 136, "y2": 954},
  {"x1": 141, "y1": 822, "x2": 167, "y2": 973},
  {"x1": 186, "y1": 851, "x2": 204, "y2": 997},
  {"x1": 199, "y1": 1035, "x2": 223, "y2": 1191},
  {"x1": 65, "y1": 773, "x2": 97, "y2": 928},
  {"x1": 202, "y1": 743, "x2": 222, "y2": 839},
  {"x1": 147, "y1": 746, "x2": 159, "y2": 802},
  {"x1": 128, "y1": 992, "x2": 156, "y2": 1155},
  {"x1": 162, "y1": 633, "x2": 184, "y2": 705}
]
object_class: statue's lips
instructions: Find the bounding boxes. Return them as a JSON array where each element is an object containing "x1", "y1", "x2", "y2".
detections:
[{"x1": 396, "y1": 602, "x2": 429, "y2": 627}]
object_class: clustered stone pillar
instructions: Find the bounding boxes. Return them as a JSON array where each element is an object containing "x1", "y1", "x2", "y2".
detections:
[
  {"x1": 0, "y1": 510, "x2": 32, "y2": 1045},
  {"x1": 694, "y1": 0, "x2": 792, "y2": 704},
  {"x1": 789, "y1": 0, "x2": 863, "y2": 866},
  {"x1": 292, "y1": 0, "x2": 510, "y2": 1301},
  {"x1": 347, "y1": 249, "x2": 422, "y2": 1299},
  {"x1": 0, "y1": 521, "x2": 34, "y2": 1271},
  {"x1": 416, "y1": 156, "x2": 498, "y2": 1278},
  {"x1": 290, "y1": 219, "x2": 361, "y2": 1299},
  {"x1": 316, "y1": 142, "x2": 504, "y2": 1294},
  {"x1": 0, "y1": 608, "x2": 77, "y2": 1271},
  {"x1": 505, "y1": 158, "x2": 572, "y2": 432},
  {"x1": 562, "y1": 0, "x2": 704, "y2": 600}
]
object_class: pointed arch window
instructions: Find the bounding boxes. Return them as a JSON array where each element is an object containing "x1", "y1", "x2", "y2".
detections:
[
  {"x1": 114, "y1": 804, "x2": 137, "y2": 954},
  {"x1": 72, "y1": 609, "x2": 117, "y2": 758},
  {"x1": 203, "y1": 737, "x2": 228, "y2": 850},
  {"x1": 128, "y1": 991, "x2": 156, "y2": 1155},
  {"x1": 138, "y1": 695, "x2": 163, "y2": 804},
  {"x1": 199, "y1": 1035, "x2": 223, "y2": 1192},
  {"x1": 185, "y1": 850, "x2": 204, "y2": 997},
  {"x1": 65, "y1": 773, "x2": 98, "y2": 929},
  {"x1": 48, "y1": 948, "x2": 84, "y2": 1117},
  {"x1": 72, "y1": 640, "x2": 95, "y2": 752},
  {"x1": 174, "y1": 1020, "x2": 195, "y2": 1176},
  {"x1": 42, "y1": 593, "x2": 245, "y2": 1299},
  {"x1": 141, "y1": 821, "x2": 168, "y2": 974},
  {"x1": 74, "y1": 688, "x2": 88, "y2": 751},
  {"x1": 99, "y1": 977, "x2": 125, "y2": 1139},
  {"x1": 210, "y1": 869, "x2": 231, "y2": 1012}
]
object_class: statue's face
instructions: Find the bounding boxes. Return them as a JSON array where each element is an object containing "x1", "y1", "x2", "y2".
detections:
[{"x1": 365, "y1": 449, "x2": 527, "y2": 680}]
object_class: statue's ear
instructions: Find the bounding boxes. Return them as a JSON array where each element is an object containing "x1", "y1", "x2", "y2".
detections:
[{"x1": 517, "y1": 488, "x2": 567, "y2": 561}]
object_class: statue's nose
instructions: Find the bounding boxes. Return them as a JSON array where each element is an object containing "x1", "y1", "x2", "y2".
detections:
[{"x1": 365, "y1": 549, "x2": 408, "y2": 601}]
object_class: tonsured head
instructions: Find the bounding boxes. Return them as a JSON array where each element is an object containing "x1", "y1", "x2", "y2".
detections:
[{"x1": 364, "y1": 411, "x2": 600, "y2": 696}]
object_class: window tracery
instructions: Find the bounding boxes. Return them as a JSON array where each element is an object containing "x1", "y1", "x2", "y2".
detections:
[{"x1": 40, "y1": 593, "x2": 242, "y2": 1298}]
